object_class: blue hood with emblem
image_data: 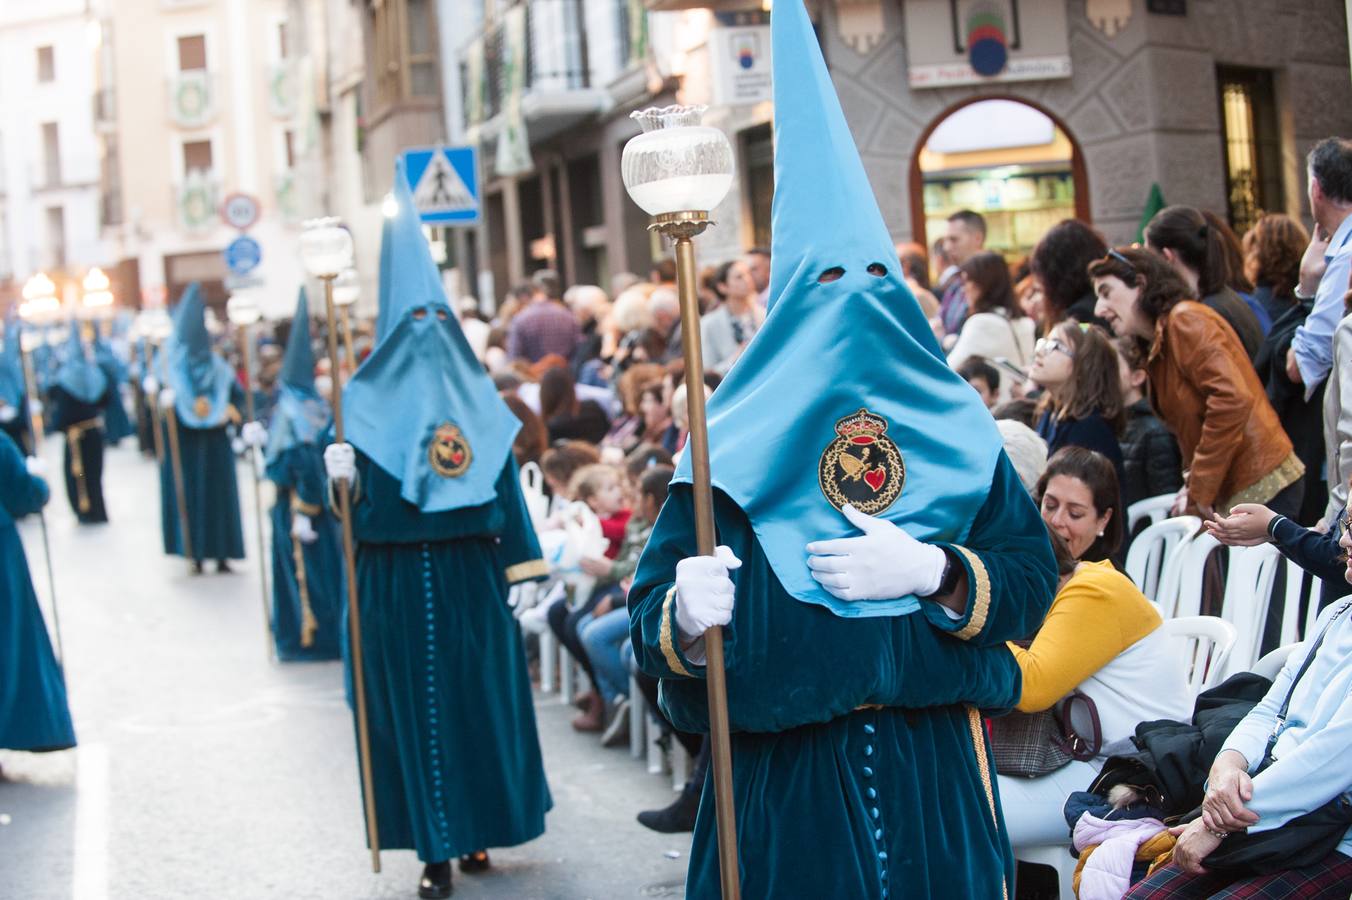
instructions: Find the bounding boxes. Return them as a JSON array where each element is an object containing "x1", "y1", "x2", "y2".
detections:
[
  {"x1": 342, "y1": 160, "x2": 519, "y2": 513},
  {"x1": 669, "y1": 0, "x2": 1002, "y2": 618},
  {"x1": 266, "y1": 288, "x2": 329, "y2": 464},
  {"x1": 53, "y1": 322, "x2": 109, "y2": 405},
  {"x1": 160, "y1": 283, "x2": 237, "y2": 428}
]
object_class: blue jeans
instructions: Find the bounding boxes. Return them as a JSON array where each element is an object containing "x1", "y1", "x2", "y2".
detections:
[{"x1": 578, "y1": 608, "x2": 632, "y2": 703}]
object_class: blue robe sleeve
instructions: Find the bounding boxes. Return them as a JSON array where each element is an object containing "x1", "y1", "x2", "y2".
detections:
[
  {"x1": 924, "y1": 453, "x2": 1058, "y2": 645},
  {"x1": 0, "y1": 433, "x2": 48, "y2": 519},
  {"x1": 495, "y1": 459, "x2": 548, "y2": 585},
  {"x1": 1271, "y1": 513, "x2": 1350, "y2": 589}
]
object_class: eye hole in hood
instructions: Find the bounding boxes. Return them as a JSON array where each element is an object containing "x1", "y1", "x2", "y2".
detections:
[
  {"x1": 818, "y1": 266, "x2": 845, "y2": 284},
  {"x1": 867, "y1": 263, "x2": 888, "y2": 278}
]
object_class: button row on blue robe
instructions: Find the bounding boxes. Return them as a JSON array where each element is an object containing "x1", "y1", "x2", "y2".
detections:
[
  {"x1": 859, "y1": 712, "x2": 888, "y2": 895},
  {"x1": 422, "y1": 543, "x2": 451, "y2": 843}
]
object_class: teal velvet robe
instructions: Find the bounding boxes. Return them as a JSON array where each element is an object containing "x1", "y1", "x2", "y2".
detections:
[
  {"x1": 158, "y1": 383, "x2": 245, "y2": 562},
  {"x1": 629, "y1": 454, "x2": 1056, "y2": 899},
  {"x1": 266, "y1": 444, "x2": 343, "y2": 661},
  {"x1": 346, "y1": 450, "x2": 552, "y2": 862},
  {"x1": 48, "y1": 385, "x2": 109, "y2": 524},
  {"x1": 0, "y1": 433, "x2": 75, "y2": 751}
]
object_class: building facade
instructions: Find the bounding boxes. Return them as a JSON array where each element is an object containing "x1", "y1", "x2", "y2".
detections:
[{"x1": 0, "y1": 0, "x2": 108, "y2": 305}]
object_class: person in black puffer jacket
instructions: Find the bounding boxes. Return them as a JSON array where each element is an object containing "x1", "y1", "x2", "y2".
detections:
[{"x1": 1114, "y1": 338, "x2": 1183, "y2": 516}]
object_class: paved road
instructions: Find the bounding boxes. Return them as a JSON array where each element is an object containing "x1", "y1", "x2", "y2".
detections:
[{"x1": 1, "y1": 438, "x2": 691, "y2": 899}]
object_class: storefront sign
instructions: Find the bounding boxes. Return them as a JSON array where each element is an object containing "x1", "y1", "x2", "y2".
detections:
[
  {"x1": 904, "y1": 0, "x2": 1071, "y2": 89},
  {"x1": 710, "y1": 12, "x2": 772, "y2": 107}
]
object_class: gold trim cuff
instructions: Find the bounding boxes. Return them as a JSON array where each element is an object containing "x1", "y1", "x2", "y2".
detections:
[
  {"x1": 505, "y1": 559, "x2": 549, "y2": 584},
  {"x1": 659, "y1": 585, "x2": 693, "y2": 677},
  {"x1": 291, "y1": 497, "x2": 323, "y2": 517},
  {"x1": 951, "y1": 546, "x2": 991, "y2": 642}
]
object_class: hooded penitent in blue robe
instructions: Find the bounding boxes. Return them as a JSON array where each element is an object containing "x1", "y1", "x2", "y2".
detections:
[
  {"x1": 0, "y1": 431, "x2": 75, "y2": 752},
  {"x1": 628, "y1": 1, "x2": 1057, "y2": 896},
  {"x1": 0, "y1": 313, "x2": 30, "y2": 452},
  {"x1": 264, "y1": 290, "x2": 343, "y2": 661},
  {"x1": 92, "y1": 321, "x2": 134, "y2": 445},
  {"x1": 334, "y1": 162, "x2": 551, "y2": 864},
  {"x1": 48, "y1": 325, "x2": 111, "y2": 524},
  {"x1": 157, "y1": 284, "x2": 245, "y2": 563}
]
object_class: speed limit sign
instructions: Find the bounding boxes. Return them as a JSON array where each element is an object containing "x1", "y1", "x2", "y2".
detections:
[{"x1": 220, "y1": 192, "x2": 260, "y2": 230}]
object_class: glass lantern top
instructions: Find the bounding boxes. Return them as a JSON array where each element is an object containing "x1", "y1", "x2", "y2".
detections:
[
  {"x1": 300, "y1": 217, "x2": 355, "y2": 278},
  {"x1": 226, "y1": 292, "x2": 263, "y2": 326},
  {"x1": 622, "y1": 105, "x2": 735, "y2": 217},
  {"x1": 333, "y1": 268, "x2": 360, "y2": 307}
]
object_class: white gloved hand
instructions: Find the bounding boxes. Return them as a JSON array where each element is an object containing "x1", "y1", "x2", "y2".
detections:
[
  {"x1": 291, "y1": 513, "x2": 318, "y2": 544},
  {"x1": 674, "y1": 545, "x2": 741, "y2": 641},
  {"x1": 240, "y1": 421, "x2": 268, "y2": 448},
  {"x1": 158, "y1": 387, "x2": 176, "y2": 409},
  {"x1": 0, "y1": 403, "x2": 16, "y2": 423},
  {"x1": 29, "y1": 398, "x2": 43, "y2": 417},
  {"x1": 142, "y1": 375, "x2": 160, "y2": 395},
  {"x1": 25, "y1": 456, "x2": 47, "y2": 478},
  {"x1": 231, "y1": 437, "x2": 246, "y2": 455},
  {"x1": 805, "y1": 504, "x2": 947, "y2": 602},
  {"x1": 324, "y1": 442, "x2": 356, "y2": 482}
]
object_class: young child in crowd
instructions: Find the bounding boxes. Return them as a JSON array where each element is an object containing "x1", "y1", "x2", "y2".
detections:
[{"x1": 958, "y1": 357, "x2": 1001, "y2": 409}]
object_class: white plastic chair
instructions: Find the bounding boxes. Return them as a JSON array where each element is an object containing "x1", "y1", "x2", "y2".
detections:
[
  {"x1": 1015, "y1": 846, "x2": 1077, "y2": 900},
  {"x1": 1127, "y1": 493, "x2": 1178, "y2": 532},
  {"x1": 1170, "y1": 532, "x2": 1223, "y2": 620},
  {"x1": 1159, "y1": 615, "x2": 1238, "y2": 696},
  {"x1": 1125, "y1": 515, "x2": 1201, "y2": 606},
  {"x1": 629, "y1": 672, "x2": 647, "y2": 758},
  {"x1": 1280, "y1": 559, "x2": 1326, "y2": 646},
  {"x1": 1217, "y1": 543, "x2": 1283, "y2": 677},
  {"x1": 519, "y1": 461, "x2": 549, "y2": 530},
  {"x1": 1250, "y1": 642, "x2": 1304, "y2": 681}
]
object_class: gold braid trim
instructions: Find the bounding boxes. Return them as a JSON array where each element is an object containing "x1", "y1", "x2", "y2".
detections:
[
  {"x1": 225, "y1": 403, "x2": 243, "y2": 426},
  {"x1": 504, "y1": 559, "x2": 549, "y2": 584},
  {"x1": 292, "y1": 531, "x2": 317, "y2": 648},
  {"x1": 966, "y1": 706, "x2": 1009, "y2": 900},
  {"x1": 951, "y1": 546, "x2": 991, "y2": 641},
  {"x1": 66, "y1": 421, "x2": 95, "y2": 513},
  {"x1": 659, "y1": 585, "x2": 693, "y2": 677},
  {"x1": 1221, "y1": 452, "x2": 1305, "y2": 514},
  {"x1": 290, "y1": 495, "x2": 322, "y2": 517}
]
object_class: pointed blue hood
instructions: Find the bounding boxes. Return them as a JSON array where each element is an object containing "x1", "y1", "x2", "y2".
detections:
[
  {"x1": 342, "y1": 161, "x2": 519, "y2": 513},
  {"x1": 161, "y1": 283, "x2": 237, "y2": 428},
  {"x1": 0, "y1": 311, "x2": 24, "y2": 410},
  {"x1": 669, "y1": 0, "x2": 1003, "y2": 619},
  {"x1": 53, "y1": 321, "x2": 109, "y2": 405},
  {"x1": 266, "y1": 288, "x2": 329, "y2": 464}
]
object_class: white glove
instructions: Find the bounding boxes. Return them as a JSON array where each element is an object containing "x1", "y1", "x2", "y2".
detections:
[
  {"x1": 291, "y1": 513, "x2": 318, "y2": 544},
  {"x1": 324, "y1": 442, "x2": 356, "y2": 483},
  {"x1": 29, "y1": 399, "x2": 43, "y2": 417},
  {"x1": 25, "y1": 456, "x2": 47, "y2": 478},
  {"x1": 231, "y1": 437, "x2": 246, "y2": 455},
  {"x1": 0, "y1": 404, "x2": 16, "y2": 423},
  {"x1": 142, "y1": 375, "x2": 160, "y2": 395},
  {"x1": 674, "y1": 545, "x2": 741, "y2": 641},
  {"x1": 805, "y1": 504, "x2": 947, "y2": 602},
  {"x1": 158, "y1": 387, "x2": 176, "y2": 409},
  {"x1": 241, "y1": 421, "x2": 268, "y2": 448}
]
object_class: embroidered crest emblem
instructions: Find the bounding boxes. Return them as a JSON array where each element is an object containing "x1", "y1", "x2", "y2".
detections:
[
  {"x1": 193, "y1": 395, "x2": 211, "y2": 419},
  {"x1": 818, "y1": 408, "x2": 905, "y2": 515},
  {"x1": 428, "y1": 421, "x2": 472, "y2": 478}
]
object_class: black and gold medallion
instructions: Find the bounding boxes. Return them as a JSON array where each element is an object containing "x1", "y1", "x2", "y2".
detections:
[
  {"x1": 193, "y1": 395, "x2": 212, "y2": 419},
  {"x1": 818, "y1": 408, "x2": 904, "y2": 515},
  {"x1": 428, "y1": 421, "x2": 472, "y2": 478}
]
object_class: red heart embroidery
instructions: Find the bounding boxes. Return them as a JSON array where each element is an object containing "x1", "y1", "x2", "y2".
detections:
[
  {"x1": 450, "y1": 451, "x2": 464, "y2": 465},
  {"x1": 863, "y1": 468, "x2": 886, "y2": 492}
]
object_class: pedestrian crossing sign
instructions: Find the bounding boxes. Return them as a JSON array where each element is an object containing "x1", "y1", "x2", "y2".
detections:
[{"x1": 399, "y1": 146, "x2": 480, "y2": 225}]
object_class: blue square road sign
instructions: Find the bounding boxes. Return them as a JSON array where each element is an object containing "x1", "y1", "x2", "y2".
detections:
[{"x1": 399, "y1": 146, "x2": 481, "y2": 226}]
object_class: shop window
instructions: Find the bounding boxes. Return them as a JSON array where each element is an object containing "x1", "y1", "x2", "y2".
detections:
[{"x1": 1217, "y1": 66, "x2": 1282, "y2": 235}]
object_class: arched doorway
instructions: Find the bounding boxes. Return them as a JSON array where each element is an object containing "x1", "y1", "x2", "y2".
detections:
[{"x1": 909, "y1": 97, "x2": 1089, "y2": 259}]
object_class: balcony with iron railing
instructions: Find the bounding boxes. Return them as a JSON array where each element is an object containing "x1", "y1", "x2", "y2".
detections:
[
  {"x1": 462, "y1": 0, "x2": 607, "y2": 143},
  {"x1": 168, "y1": 70, "x2": 219, "y2": 129}
]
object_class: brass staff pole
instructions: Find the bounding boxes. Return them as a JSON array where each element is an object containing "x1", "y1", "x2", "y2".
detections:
[
  {"x1": 147, "y1": 341, "x2": 166, "y2": 466},
  {"x1": 339, "y1": 306, "x2": 356, "y2": 378},
  {"x1": 18, "y1": 339, "x2": 64, "y2": 668},
  {"x1": 321, "y1": 273, "x2": 381, "y2": 873},
  {"x1": 660, "y1": 211, "x2": 740, "y2": 899},
  {"x1": 164, "y1": 400, "x2": 195, "y2": 573},
  {"x1": 238, "y1": 324, "x2": 274, "y2": 659}
]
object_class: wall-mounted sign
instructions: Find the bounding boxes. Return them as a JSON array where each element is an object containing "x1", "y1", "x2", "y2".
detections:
[
  {"x1": 904, "y1": 0, "x2": 1071, "y2": 90},
  {"x1": 710, "y1": 11, "x2": 772, "y2": 107}
]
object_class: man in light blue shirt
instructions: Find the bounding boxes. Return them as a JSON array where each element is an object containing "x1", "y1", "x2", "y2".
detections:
[{"x1": 1287, "y1": 138, "x2": 1352, "y2": 399}]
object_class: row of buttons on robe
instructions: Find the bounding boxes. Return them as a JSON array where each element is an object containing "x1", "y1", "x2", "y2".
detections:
[
  {"x1": 422, "y1": 543, "x2": 451, "y2": 844},
  {"x1": 861, "y1": 718, "x2": 889, "y2": 897}
]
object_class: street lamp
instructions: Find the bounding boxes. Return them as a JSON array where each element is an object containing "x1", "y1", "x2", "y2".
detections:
[
  {"x1": 299, "y1": 215, "x2": 379, "y2": 875},
  {"x1": 21, "y1": 272, "x2": 62, "y2": 325},
  {"x1": 332, "y1": 267, "x2": 360, "y2": 370},
  {"x1": 81, "y1": 267, "x2": 115, "y2": 317},
  {"x1": 621, "y1": 104, "x2": 740, "y2": 900}
]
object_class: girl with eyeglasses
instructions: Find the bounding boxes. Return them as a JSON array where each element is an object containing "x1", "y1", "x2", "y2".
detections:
[
  {"x1": 1028, "y1": 320, "x2": 1127, "y2": 521},
  {"x1": 1090, "y1": 247, "x2": 1304, "y2": 520}
]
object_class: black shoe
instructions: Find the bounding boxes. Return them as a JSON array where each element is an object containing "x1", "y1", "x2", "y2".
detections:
[
  {"x1": 418, "y1": 861, "x2": 452, "y2": 898},
  {"x1": 191, "y1": 560, "x2": 204, "y2": 575},
  {"x1": 459, "y1": 850, "x2": 490, "y2": 873},
  {"x1": 637, "y1": 786, "x2": 700, "y2": 834},
  {"x1": 216, "y1": 560, "x2": 233, "y2": 574}
]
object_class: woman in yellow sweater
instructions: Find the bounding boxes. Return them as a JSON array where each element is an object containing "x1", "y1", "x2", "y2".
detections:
[{"x1": 999, "y1": 447, "x2": 1193, "y2": 847}]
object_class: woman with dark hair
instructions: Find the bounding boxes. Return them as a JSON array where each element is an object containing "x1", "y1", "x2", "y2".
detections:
[
  {"x1": 1028, "y1": 320, "x2": 1126, "y2": 489},
  {"x1": 1201, "y1": 210, "x2": 1266, "y2": 330},
  {"x1": 1248, "y1": 214, "x2": 1326, "y2": 524},
  {"x1": 1145, "y1": 205, "x2": 1264, "y2": 359},
  {"x1": 501, "y1": 391, "x2": 548, "y2": 467},
  {"x1": 538, "y1": 364, "x2": 609, "y2": 445},
  {"x1": 1029, "y1": 219, "x2": 1110, "y2": 329},
  {"x1": 999, "y1": 447, "x2": 1192, "y2": 852},
  {"x1": 700, "y1": 259, "x2": 763, "y2": 374},
  {"x1": 946, "y1": 250, "x2": 1036, "y2": 380},
  {"x1": 1091, "y1": 246, "x2": 1303, "y2": 518}
]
